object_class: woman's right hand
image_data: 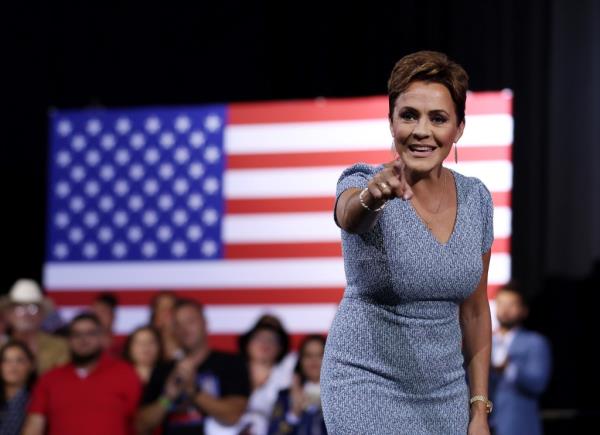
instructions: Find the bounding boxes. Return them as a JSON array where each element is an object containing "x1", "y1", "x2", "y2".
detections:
[
  {"x1": 335, "y1": 157, "x2": 414, "y2": 233},
  {"x1": 363, "y1": 157, "x2": 413, "y2": 208}
]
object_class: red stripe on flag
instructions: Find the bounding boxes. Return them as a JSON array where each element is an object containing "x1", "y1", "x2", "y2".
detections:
[
  {"x1": 228, "y1": 93, "x2": 512, "y2": 125},
  {"x1": 227, "y1": 150, "x2": 393, "y2": 169},
  {"x1": 225, "y1": 197, "x2": 335, "y2": 214},
  {"x1": 229, "y1": 97, "x2": 389, "y2": 124},
  {"x1": 48, "y1": 281, "x2": 504, "y2": 307},
  {"x1": 492, "y1": 237, "x2": 511, "y2": 253},
  {"x1": 47, "y1": 288, "x2": 346, "y2": 306},
  {"x1": 465, "y1": 91, "x2": 513, "y2": 116},
  {"x1": 492, "y1": 191, "x2": 511, "y2": 207},
  {"x1": 224, "y1": 242, "x2": 342, "y2": 259},
  {"x1": 223, "y1": 238, "x2": 508, "y2": 259},
  {"x1": 225, "y1": 192, "x2": 511, "y2": 214},
  {"x1": 226, "y1": 146, "x2": 511, "y2": 169}
]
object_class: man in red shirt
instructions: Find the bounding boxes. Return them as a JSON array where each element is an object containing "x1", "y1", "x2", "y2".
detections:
[{"x1": 21, "y1": 312, "x2": 141, "y2": 435}]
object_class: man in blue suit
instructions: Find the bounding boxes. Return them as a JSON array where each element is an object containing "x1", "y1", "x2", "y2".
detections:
[{"x1": 489, "y1": 284, "x2": 552, "y2": 435}]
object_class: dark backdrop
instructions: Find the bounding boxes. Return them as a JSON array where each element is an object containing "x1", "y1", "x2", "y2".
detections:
[{"x1": 3, "y1": 0, "x2": 600, "y2": 430}]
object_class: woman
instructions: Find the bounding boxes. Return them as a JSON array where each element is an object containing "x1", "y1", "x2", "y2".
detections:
[
  {"x1": 320, "y1": 51, "x2": 493, "y2": 434},
  {"x1": 0, "y1": 341, "x2": 36, "y2": 435},
  {"x1": 237, "y1": 317, "x2": 295, "y2": 435},
  {"x1": 149, "y1": 291, "x2": 181, "y2": 360},
  {"x1": 268, "y1": 335, "x2": 327, "y2": 435},
  {"x1": 122, "y1": 325, "x2": 163, "y2": 384}
]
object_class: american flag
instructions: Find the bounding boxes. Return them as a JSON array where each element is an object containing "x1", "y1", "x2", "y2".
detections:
[{"x1": 44, "y1": 92, "x2": 512, "y2": 350}]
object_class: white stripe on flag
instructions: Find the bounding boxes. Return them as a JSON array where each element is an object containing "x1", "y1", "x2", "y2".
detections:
[
  {"x1": 493, "y1": 207, "x2": 512, "y2": 239},
  {"x1": 224, "y1": 212, "x2": 341, "y2": 243},
  {"x1": 45, "y1": 253, "x2": 510, "y2": 289},
  {"x1": 223, "y1": 207, "x2": 511, "y2": 243},
  {"x1": 444, "y1": 161, "x2": 513, "y2": 192},
  {"x1": 225, "y1": 115, "x2": 513, "y2": 154},
  {"x1": 489, "y1": 253, "x2": 511, "y2": 286},
  {"x1": 224, "y1": 161, "x2": 512, "y2": 199},
  {"x1": 58, "y1": 303, "x2": 339, "y2": 335},
  {"x1": 44, "y1": 258, "x2": 346, "y2": 289}
]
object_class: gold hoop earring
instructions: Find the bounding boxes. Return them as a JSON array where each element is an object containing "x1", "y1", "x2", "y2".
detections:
[{"x1": 454, "y1": 143, "x2": 458, "y2": 164}]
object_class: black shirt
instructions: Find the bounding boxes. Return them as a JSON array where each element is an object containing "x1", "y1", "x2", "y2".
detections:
[{"x1": 142, "y1": 351, "x2": 250, "y2": 435}]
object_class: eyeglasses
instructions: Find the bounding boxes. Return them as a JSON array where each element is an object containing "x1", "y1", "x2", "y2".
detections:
[{"x1": 12, "y1": 304, "x2": 40, "y2": 316}]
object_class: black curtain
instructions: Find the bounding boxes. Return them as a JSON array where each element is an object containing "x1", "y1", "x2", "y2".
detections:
[{"x1": 546, "y1": 0, "x2": 600, "y2": 277}]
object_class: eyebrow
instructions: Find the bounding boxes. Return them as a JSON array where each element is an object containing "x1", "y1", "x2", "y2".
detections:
[{"x1": 398, "y1": 106, "x2": 451, "y2": 116}]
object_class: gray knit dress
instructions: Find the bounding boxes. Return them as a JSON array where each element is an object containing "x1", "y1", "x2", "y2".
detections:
[{"x1": 320, "y1": 162, "x2": 494, "y2": 435}]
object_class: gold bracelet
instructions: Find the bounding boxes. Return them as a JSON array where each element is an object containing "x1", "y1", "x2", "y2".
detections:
[
  {"x1": 469, "y1": 395, "x2": 493, "y2": 414},
  {"x1": 359, "y1": 187, "x2": 388, "y2": 212}
]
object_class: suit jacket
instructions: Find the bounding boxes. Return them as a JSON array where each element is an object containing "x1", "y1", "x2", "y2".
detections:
[{"x1": 489, "y1": 328, "x2": 552, "y2": 435}]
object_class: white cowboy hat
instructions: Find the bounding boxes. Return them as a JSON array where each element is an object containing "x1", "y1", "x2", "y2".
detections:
[{"x1": 0, "y1": 279, "x2": 54, "y2": 313}]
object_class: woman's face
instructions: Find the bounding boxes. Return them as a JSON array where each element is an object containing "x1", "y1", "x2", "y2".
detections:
[
  {"x1": 1, "y1": 346, "x2": 33, "y2": 387},
  {"x1": 130, "y1": 329, "x2": 160, "y2": 367},
  {"x1": 153, "y1": 295, "x2": 175, "y2": 329},
  {"x1": 300, "y1": 340, "x2": 324, "y2": 383},
  {"x1": 390, "y1": 80, "x2": 464, "y2": 176},
  {"x1": 247, "y1": 329, "x2": 281, "y2": 365}
]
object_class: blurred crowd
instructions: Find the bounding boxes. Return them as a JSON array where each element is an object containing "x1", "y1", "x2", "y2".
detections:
[
  {"x1": 0, "y1": 279, "x2": 552, "y2": 435},
  {"x1": 0, "y1": 279, "x2": 327, "y2": 435}
]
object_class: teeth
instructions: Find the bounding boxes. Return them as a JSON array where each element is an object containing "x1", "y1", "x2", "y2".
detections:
[{"x1": 411, "y1": 146, "x2": 434, "y2": 151}]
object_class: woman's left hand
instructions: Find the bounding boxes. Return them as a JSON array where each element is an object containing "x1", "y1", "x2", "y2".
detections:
[{"x1": 467, "y1": 413, "x2": 490, "y2": 435}]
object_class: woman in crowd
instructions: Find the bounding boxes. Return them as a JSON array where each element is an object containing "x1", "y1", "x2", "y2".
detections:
[
  {"x1": 0, "y1": 341, "x2": 36, "y2": 435},
  {"x1": 236, "y1": 316, "x2": 296, "y2": 435},
  {"x1": 267, "y1": 335, "x2": 327, "y2": 435},
  {"x1": 122, "y1": 325, "x2": 163, "y2": 385},
  {"x1": 149, "y1": 291, "x2": 181, "y2": 361}
]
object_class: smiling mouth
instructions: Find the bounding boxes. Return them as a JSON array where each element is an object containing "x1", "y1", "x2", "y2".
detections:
[
  {"x1": 407, "y1": 144, "x2": 437, "y2": 157},
  {"x1": 408, "y1": 144, "x2": 437, "y2": 152}
]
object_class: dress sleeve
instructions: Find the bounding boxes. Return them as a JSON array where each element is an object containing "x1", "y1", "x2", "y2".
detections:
[
  {"x1": 333, "y1": 162, "x2": 376, "y2": 229},
  {"x1": 479, "y1": 181, "x2": 494, "y2": 254}
]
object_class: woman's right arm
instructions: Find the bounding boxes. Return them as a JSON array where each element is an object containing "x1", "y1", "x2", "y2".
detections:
[{"x1": 335, "y1": 159, "x2": 412, "y2": 234}]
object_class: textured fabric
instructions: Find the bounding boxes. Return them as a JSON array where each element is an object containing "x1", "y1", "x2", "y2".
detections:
[
  {"x1": 0, "y1": 389, "x2": 29, "y2": 435},
  {"x1": 321, "y1": 162, "x2": 494, "y2": 435}
]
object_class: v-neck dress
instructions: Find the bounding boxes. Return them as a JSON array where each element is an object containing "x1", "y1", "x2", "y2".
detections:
[{"x1": 320, "y1": 162, "x2": 494, "y2": 434}]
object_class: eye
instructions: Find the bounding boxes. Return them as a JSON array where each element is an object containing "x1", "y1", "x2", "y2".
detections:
[
  {"x1": 431, "y1": 114, "x2": 448, "y2": 124},
  {"x1": 399, "y1": 110, "x2": 417, "y2": 121}
]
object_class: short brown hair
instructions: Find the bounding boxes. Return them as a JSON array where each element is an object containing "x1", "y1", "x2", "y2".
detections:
[
  {"x1": 173, "y1": 298, "x2": 204, "y2": 314},
  {"x1": 497, "y1": 280, "x2": 528, "y2": 306},
  {"x1": 387, "y1": 51, "x2": 469, "y2": 124}
]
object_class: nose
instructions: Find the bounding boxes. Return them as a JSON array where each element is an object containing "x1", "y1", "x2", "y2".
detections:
[{"x1": 412, "y1": 117, "x2": 431, "y2": 140}]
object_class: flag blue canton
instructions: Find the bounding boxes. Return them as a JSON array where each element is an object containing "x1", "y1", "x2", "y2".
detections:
[{"x1": 46, "y1": 106, "x2": 227, "y2": 262}]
